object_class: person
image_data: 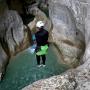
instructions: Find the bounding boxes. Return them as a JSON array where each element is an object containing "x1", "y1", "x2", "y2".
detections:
[{"x1": 35, "y1": 21, "x2": 49, "y2": 67}]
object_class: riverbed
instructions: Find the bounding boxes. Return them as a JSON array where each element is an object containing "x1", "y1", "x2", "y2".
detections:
[{"x1": 0, "y1": 45, "x2": 69, "y2": 90}]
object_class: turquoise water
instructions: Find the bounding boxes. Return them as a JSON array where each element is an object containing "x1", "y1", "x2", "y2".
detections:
[{"x1": 0, "y1": 46, "x2": 69, "y2": 90}]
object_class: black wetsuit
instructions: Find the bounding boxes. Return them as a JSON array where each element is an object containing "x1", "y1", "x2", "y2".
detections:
[{"x1": 35, "y1": 28, "x2": 49, "y2": 65}]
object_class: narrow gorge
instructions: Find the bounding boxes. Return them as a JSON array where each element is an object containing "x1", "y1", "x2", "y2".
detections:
[{"x1": 0, "y1": 0, "x2": 90, "y2": 90}]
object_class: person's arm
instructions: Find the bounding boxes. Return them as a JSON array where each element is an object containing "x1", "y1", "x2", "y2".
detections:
[{"x1": 32, "y1": 34, "x2": 36, "y2": 44}]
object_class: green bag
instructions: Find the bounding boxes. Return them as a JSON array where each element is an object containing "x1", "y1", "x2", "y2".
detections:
[{"x1": 36, "y1": 45, "x2": 48, "y2": 56}]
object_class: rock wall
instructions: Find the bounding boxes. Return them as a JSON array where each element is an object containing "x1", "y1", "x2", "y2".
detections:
[
  {"x1": 27, "y1": 6, "x2": 52, "y2": 33},
  {"x1": 48, "y1": 0, "x2": 85, "y2": 66},
  {"x1": 0, "y1": 10, "x2": 24, "y2": 55},
  {"x1": 0, "y1": 9, "x2": 32, "y2": 80}
]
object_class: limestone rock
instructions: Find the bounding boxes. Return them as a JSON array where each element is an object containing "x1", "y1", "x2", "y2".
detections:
[
  {"x1": 0, "y1": 10, "x2": 24, "y2": 55},
  {"x1": 0, "y1": 9, "x2": 31, "y2": 80},
  {"x1": 27, "y1": 18, "x2": 36, "y2": 31},
  {"x1": 49, "y1": 0, "x2": 87, "y2": 37},
  {"x1": 57, "y1": 41, "x2": 83, "y2": 65},
  {"x1": 49, "y1": 0, "x2": 85, "y2": 65},
  {"x1": 27, "y1": 6, "x2": 52, "y2": 32},
  {"x1": 22, "y1": 71, "x2": 76, "y2": 90}
]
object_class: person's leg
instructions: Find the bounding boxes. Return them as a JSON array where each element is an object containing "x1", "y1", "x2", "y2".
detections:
[
  {"x1": 36, "y1": 55, "x2": 40, "y2": 65},
  {"x1": 41, "y1": 55, "x2": 46, "y2": 65}
]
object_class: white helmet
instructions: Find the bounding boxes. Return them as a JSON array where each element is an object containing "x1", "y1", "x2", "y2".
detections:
[{"x1": 36, "y1": 21, "x2": 45, "y2": 28}]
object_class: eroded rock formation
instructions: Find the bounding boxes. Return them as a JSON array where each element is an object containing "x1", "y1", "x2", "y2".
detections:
[
  {"x1": 49, "y1": 0, "x2": 85, "y2": 66},
  {"x1": 0, "y1": 8, "x2": 32, "y2": 80},
  {"x1": 0, "y1": 0, "x2": 90, "y2": 89},
  {"x1": 0, "y1": 10, "x2": 25, "y2": 55},
  {"x1": 22, "y1": 0, "x2": 90, "y2": 90},
  {"x1": 27, "y1": 6, "x2": 52, "y2": 33}
]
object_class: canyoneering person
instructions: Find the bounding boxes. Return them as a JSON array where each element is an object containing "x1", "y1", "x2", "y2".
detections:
[{"x1": 34, "y1": 21, "x2": 49, "y2": 67}]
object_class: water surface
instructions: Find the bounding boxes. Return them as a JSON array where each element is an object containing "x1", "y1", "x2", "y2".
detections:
[{"x1": 0, "y1": 45, "x2": 69, "y2": 90}]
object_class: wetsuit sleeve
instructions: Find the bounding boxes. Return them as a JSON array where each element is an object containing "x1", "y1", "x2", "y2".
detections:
[{"x1": 32, "y1": 34, "x2": 36, "y2": 41}]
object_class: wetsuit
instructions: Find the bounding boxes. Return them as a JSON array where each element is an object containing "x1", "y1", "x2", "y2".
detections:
[{"x1": 35, "y1": 28, "x2": 49, "y2": 65}]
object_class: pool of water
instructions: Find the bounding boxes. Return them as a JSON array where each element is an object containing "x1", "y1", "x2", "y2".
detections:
[{"x1": 0, "y1": 45, "x2": 69, "y2": 90}]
